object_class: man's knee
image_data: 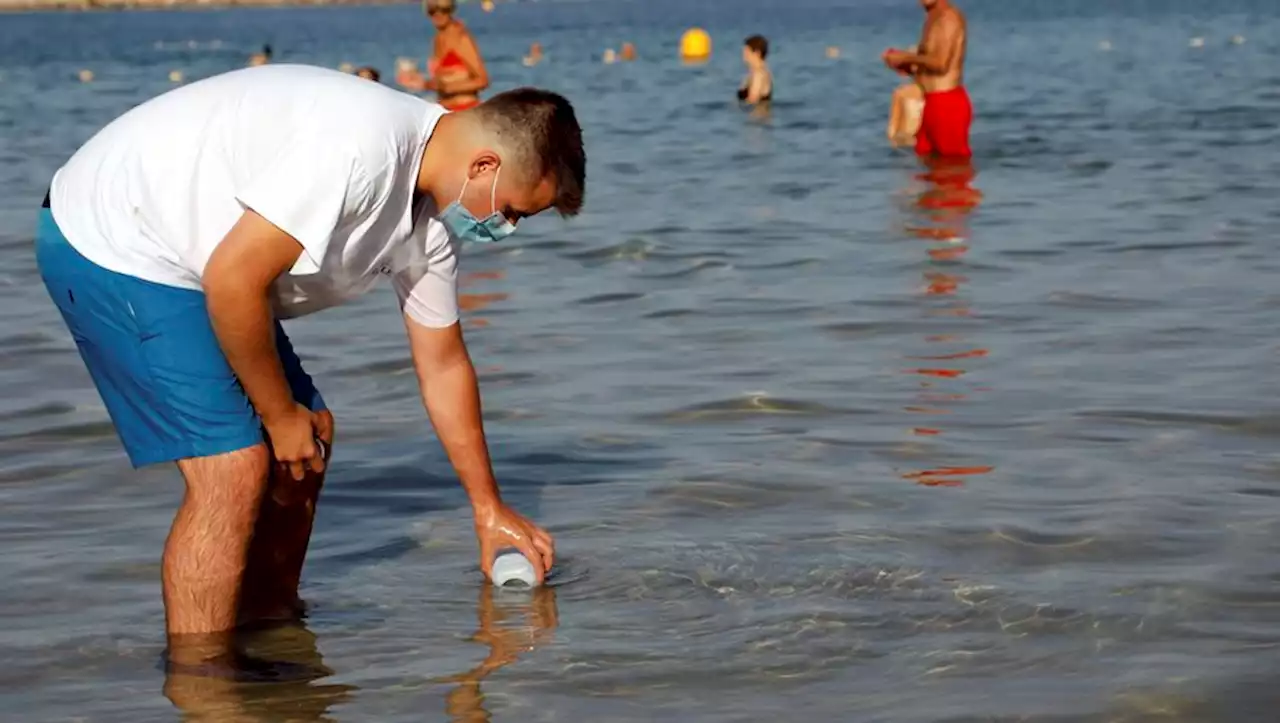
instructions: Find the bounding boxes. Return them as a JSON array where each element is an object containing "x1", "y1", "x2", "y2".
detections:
[{"x1": 176, "y1": 445, "x2": 272, "y2": 520}]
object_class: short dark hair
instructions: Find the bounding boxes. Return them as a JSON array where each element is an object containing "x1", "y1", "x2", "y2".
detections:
[
  {"x1": 356, "y1": 66, "x2": 380, "y2": 82},
  {"x1": 745, "y1": 35, "x2": 769, "y2": 59},
  {"x1": 476, "y1": 87, "x2": 586, "y2": 217}
]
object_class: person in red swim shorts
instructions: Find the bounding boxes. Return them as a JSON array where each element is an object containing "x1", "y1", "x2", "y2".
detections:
[{"x1": 882, "y1": 0, "x2": 971, "y2": 159}]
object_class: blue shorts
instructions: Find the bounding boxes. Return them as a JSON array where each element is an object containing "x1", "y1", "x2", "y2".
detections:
[{"x1": 35, "y1": 207, "x2": 326, "y2": 468}]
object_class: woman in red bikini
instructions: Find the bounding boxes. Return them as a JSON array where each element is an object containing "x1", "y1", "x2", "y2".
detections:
[{"x1": 398, "y1": 0, "x2": 490, "y2": 111}]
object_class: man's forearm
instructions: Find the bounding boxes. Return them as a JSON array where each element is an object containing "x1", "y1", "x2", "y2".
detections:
[
  {"x1": 901, "y1": 53, "x2": 944, "y2": 73},
  {"x1": 420, "y1": 356, "x2": 502, "y2": 511},
  {"x1": 205, "y1": 279, "x2": 295, "y2": 423}
]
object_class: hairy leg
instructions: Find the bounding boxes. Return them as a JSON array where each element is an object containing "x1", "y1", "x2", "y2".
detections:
[
  {"x1": 164, "y1": 445, "x2": 271, "y2": 665},
  {"x1": 239, "y1": 411, "x2": 334, "y2": 626}
]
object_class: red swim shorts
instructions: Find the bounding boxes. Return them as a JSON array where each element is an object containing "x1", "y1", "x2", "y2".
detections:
[{"x1": 915, "y1": 86, "x2": 973, "y2": 159}]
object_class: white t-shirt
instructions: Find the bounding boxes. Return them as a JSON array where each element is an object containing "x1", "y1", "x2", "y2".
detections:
[{"x1": 50, "y1": 63, "x2": 460, "y2": 328}]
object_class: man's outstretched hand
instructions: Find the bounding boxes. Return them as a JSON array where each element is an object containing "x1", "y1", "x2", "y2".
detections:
[{"x1": 473, "y1": 501, "x2": 555, "y2": 584}]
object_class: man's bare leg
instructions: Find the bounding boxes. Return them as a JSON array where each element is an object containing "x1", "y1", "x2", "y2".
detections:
[
  {"x1": 239, "y1": 411, "x2": 334, "y2": 626},
  {"x1": 164, "y1": 444, "x2": 271, "y2": 666}
]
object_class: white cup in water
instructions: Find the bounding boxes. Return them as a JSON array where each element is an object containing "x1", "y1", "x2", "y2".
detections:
[{"x1": 491, "y1": 551, "x2": 538, "y2": 588}]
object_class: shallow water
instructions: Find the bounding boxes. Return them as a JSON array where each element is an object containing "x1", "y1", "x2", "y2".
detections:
[{"x1": 3, "y1": 0, "x2": 1280, "y2": 720}]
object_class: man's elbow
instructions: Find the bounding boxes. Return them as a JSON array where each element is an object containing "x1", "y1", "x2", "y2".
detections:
[
  {"x1": 201, "y1": 259, "x2": 235, "y2": 298},
  {"x1": 202, "y1": 259, "x2": 265, "y2": 302}
]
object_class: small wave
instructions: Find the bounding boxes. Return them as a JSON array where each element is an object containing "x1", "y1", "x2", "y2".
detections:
[
  {"x1": 0, "y1": 401, "x2": 74, "y2": 423},
  {"x1": 521, "y1": 239, "x2": 577, "y2": 251},
  {"x1": 0, "y1": 419, "x2": 116, "y2": 443},
  {"x1": 575, "y1": 291, "x2": 645, "y2": 305},
  {"x1": 329, "y1": 357, "x2": 413, "y2": 378},
  {"x1": 477, "y1": 370, "x2": 538, "y2": 385},
  {"x1": 643, "y1": 307, "x2": 696, "y2": 319},
  {"x1": 0, "y1": 331, "x2": 55, "y2": 349},
  {"x1": 648, "y1": 393, "x2": 853, "y2": 423},
  {"x1": 605, "y1": 161, "x2": 641, "y2": 175},
  {"x1": 1103, "y1": 239, "x2": 1249, "y2": 253},
  {"x1": 565, "y1": 239, "x2": 656, "y2": 264},
  {"x1": 1077, "y1": 409, "x2": 1280, "y2": 437},
  {"x1": 1043, "y1": 291, "x2": 1158, "y2": 310},
  {"x1": 738, "y1": 258, "x2": 821, "y2": 270},
  {"x1": 638, "y1": 260, "x2": 730, "y2": 279}
]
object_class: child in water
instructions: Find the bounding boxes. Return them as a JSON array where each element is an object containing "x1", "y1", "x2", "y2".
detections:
[
  {"x1": 886, "y1": 46, "x2": 924, "y2": 148},
  {"x1": 737, "y1": 35, "x2": 773, "y2": 107}
]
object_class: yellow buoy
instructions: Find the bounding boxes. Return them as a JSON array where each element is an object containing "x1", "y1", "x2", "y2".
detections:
[
  {"x1": 78, "y1": 69, "x2": 94, "y2": 83},
  {"x1": 481, "y1": 0, "x2": 494, "y2": 11},
  {"x1": 680, "y1": 27, "x2": 711, "y2": 62},
  {"x1": 168, "y1": 70, "x2": 184, "y2": 83}
]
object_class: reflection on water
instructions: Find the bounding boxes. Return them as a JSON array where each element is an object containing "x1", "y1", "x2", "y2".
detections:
[
  {"x1": 459, "y1": 269, "x2": 509, "y2": 331},
  {"x1": 438, "y1": 586, "x2": 559, "y2": 722},
  {"x1": 897, "y1": 158, "x2": 993, "y2": 487},
  {"x1": 163, "y1": 623, "x2": 356, "y2": 722}
]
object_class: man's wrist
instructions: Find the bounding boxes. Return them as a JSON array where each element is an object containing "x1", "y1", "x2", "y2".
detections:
[
  {"x1": 256, "y1": 393, "x2": 298, "y2": 425},
  {"x1": 468, "y1": 488, "x2": 501, "y2": 512}
]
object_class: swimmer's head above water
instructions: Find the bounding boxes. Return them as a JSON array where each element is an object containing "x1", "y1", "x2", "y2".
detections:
[
  {"x1": 248, "y1": 44, "x2": 272, "y2": 67},
  {"x1": 425, "y1": 0, "x2": 456, "y2": 30},
  {"x1": 742, "y1": 34, "x2": 769, "y2": 67}
]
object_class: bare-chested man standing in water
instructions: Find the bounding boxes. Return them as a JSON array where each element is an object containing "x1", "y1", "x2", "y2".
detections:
[{"x1": 882, "y1": 0, "x2": 970, "y2": 158}]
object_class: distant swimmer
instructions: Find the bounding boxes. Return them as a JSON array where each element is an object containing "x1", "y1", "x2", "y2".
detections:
[
  {"x1": 523, "y1": 42, "x2": 543, "y2": 67},
  {"x1": 356, "y1": 66, "x2": 381, "y2": 82},
  {"x1": 737, "y1": 35, "x2": 773, "y2": 108},
  {"x1": 887, "y1": 70, "x2": 924, "y2": 148},
  {"x1": 883, "y1": 0, "x2": 971, "y2": 159},
  {"x1": 248, "y1": 44, "x2": 272, "y2": 67},
  {"x1": 620, "y1": 42, "x2": 636, "y2": 61},
  {"x1": 400, "y1": 0, "x2": 490, "y2": 111}
]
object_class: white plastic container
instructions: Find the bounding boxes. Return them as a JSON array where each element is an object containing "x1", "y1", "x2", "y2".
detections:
[{"x1": 491, "y1": 551, "x2": 538, "y2": 588}]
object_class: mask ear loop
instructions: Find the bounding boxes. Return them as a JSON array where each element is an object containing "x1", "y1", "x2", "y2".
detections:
[
  {"x1": 490, "y1": 165, "x2": 502, "y2": 217},
  {"x1": 457, "y1": 173, "x2": 471, "y2": 203}
]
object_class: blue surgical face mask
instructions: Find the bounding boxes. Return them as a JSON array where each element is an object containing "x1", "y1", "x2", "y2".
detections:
[{"x1": 438, "y1": 166, "x2": 517, "y2": 243}]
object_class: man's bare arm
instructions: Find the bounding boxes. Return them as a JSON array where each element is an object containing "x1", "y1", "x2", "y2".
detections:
[
  {"x1": 203, "y1": 210, "x2": 324, "y2": 478},
  {"x1": 405, "y1": 319, "x2": 502, "y2": 512},
  {"x1": 900, "y1": 13, "x2": 962, "y2": 74},
  {"x1": 405, "y1": 315, "x2": 555, "y2": 581},
  {"x1": 204, "y1": 211, "x2": 303, "y2": 425}
]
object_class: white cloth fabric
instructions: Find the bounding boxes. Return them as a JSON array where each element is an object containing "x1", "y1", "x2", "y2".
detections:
[{"x1": 50, "y1": 63, "x2": 460, "y2": 328}]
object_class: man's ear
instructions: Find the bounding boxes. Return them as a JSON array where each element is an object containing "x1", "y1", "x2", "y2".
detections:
[{"x1": 467, "y1": 151, "x2": 501, "y2": 180}]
